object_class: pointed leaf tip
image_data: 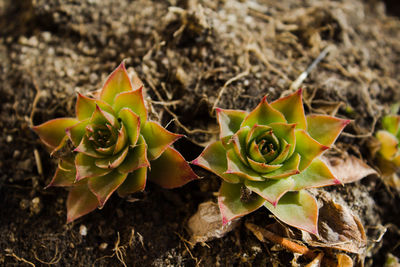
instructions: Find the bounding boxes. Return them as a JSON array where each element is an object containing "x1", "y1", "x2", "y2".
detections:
[
  {"x1": 66, "y1": 183, "x2": 99, "y2": 223},
  {"x1": 100, "y1": 62, "x2": 133, "y2": 105},
  {"x1": 306, "y1": 115, "x2": 350, "y2": 147},
  {"x1": 148, "y1": 146, "x2": 199, "y2": 189},
  {"x1": 33, "y1": 118, "x2": 79, "y2": 149}
]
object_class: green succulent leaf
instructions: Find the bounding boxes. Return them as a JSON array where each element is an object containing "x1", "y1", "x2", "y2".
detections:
[
  {"x1": 117, "y1": 167, "x2": 147, "y2": 197},
  {"x1": 292, "y1": 158, "x2": 340, "y2": 190},
  {"x1": 113, "y1": 123, "x2": 128, "y2": 155},
  {"x1": 294, "y1": 130, "x2": 329, "y2": 171},
  {"x1": 264, "y1": 190, "x2": 319, "y2": 235},
  {"x1": 231, "y1": 126, "x2": 250, "y2": 164},
  {"x1": 66, "y1": 183, "x2": 99, "y2": 223},
  {"x1": 141, "y1": 121, "x2": 182, "y2": 160},
  {"x1": 33, "y1": 118, "x2": 79, "y2": 149},
  {"x1": 75, "y1": 136, "x2": 104, "y2": 158},
  {"x1": 225, "y1": 149, "x2": 264, "y2": 181},
  {"x1": 46, "y1": 160, "x2": 76, "y2": 188},
  {"x1": 376, "y1": 130, "x2": 399, "y2": 160},
  {"x1": 75, "y1": 93, "x2": 115, "y2": 121},
  {"x1": 117, "y1": 135, "x2": 149, "y2": 173},
  {"x1": 118, "y1": 107, "x2": 140, "y2": 146},
  {"x1": 191, "y1": 141, "x2": 241, "y2": 184},
  {"x1": 270, "y1": 89, "x2": 307, "y2": 129},
  {"x1": 247, "y1": 158, "x2": 282, "y2": 173},
  {"x1": 262, "y1": 153, "x2": 301, "y2": 179},
  {"x1": 113, "y1": 87, "x2": 147, "y2": 127},
  {"x1": 90, "y1": 105, "x2": 117, "y2": 127},
  {"x1": 75, "y1": 153, "x2": 112, "y2": 181},
  {"x1": 218, "y1": 181, "x2": 265, "y2": 225},
  {"x1": 148, "y1": 147, "x2": 199, "y2": 188},
  {"x1": 382, "y1": 115, "x2": 400, "y2": 136},
  {"x1": 216, "y1": 108, "x2": 247, "y2": 140},
  {"x1": 66, "y1": 119, "x2": 90, "y2": 147},
  {"x1": 100, "y1": 62, "x2": 133, "y2": 105},
  {"x1": 95, "y1": 146, "x2": 129, "y2": 169},
  {"x1": 306, "y1": 115, "x2": 350, "y2": 147},
  {"x1": 241, "y1": 96, "x2": 286, "y2": 128},
  {"x1": 245, "y1": 177, "x2": 294, "y2": 205},
  {"x1": 268, "y1": 122, "x2": 296, "y2": 159},
  {"x1": 88, "y1": 170, "x2": 128, "y2": 207}
]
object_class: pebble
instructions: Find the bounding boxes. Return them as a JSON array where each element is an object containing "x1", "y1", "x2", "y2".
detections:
[
  {"x1": 99, "y1": 242, "x2": 108, "y2": 250},
  {"x1": 80, "y1": 225, "x2": 88, "y2": 236},
  {"x1": 6, "y1": 135, "x2": 12, "y2": 143}
]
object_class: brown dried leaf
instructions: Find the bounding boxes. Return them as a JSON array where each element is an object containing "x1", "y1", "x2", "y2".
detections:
[
  {"x1": 187, "y1": 201, "x2": 238, "y2": 245},
  {"x1": 303, "y1": 192, "x2": 367, "y2": 254},
  {"x1": 322, "y1": 154, "x2": 377, "y2": 184}
]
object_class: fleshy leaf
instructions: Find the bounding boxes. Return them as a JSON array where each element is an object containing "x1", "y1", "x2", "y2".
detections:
[
  {"x1": 264, "y1": 190, "x2": 319, "y2": 235},
  {"x1": 247, "y1": 158, "x2": 282, "y2": 173},
  {"x1": 148, "y1": 147, "x2": 199, "y2": 188},
  {"x1": 118, "y1": 135, "x2": 149, "y2": 173},
  {"x1": 118, "y1": 108, "x2": 140, "y2": 146},
  {"x1": 292, "y1": 158, "x2": 340, "y2": 190},
  {"x1": 245, "y1": 177, "x2": 294, "y2": 205},
  {"x1": 100, "y1": 62, "x2": 133, "y2": 105},
  {"x1": 76, "y1": 93, "x2": 115, "y2": 121},
  {"x1": 295, "y1": 130, "x2": 329, "y2": 171},
  {"x1": 90, "y1": 105, "x2": 117, "y2": 127},
  {"x1": 306, "y1": 115, "x2": 350, "y2": 147},
  {"x1": 117, "y1": 167, "x2": 147, "y2": 197},
  {"x1": 376, "y1": 130, "x2": 398, "y2": 160},
  {"x1": 113, "y1": 87, "x2": 147, "y2": 126},
  {"x1": 141, "y1": 121, "x2": 182, "y2": 160},
  {"x1": 67, "y1": 183, "x2": 99, "y2": 223},
  {"x1": 216, "y1": 108, "x2": 247, "y2": 139},
  {"x1": 113, "y1": 123, "x2": 128, "y2": 154},
  {"x1": 269, "y1": 122, "x2": 296, "y2": 159},
  {"x1": 95, "y1": 146, "x2": 129, "y2": 169},
  {"x1": 268, "y1": 139, "x2": 291, "y2": 165},
  {"x1": 66, "y1": 119, "x2": 89, "y2": 147},
  {"x1": 191, "y1": 141, "x2": 241, "y2": 184},
  {"x1": 33, "y1": 118, "x2": 79, "y2": 149},
  {"x1": 75, "y1": 136, "x2": 104, "y2": 158},
  {"x1": 382, "y1": 115, "x2": 400, "y2": 135},
  {"x1": 262, "y1": 153, "x2": 301, "y2": 179},
  {"x1": 46, "y1": 160, "x2": 76, "y2": 188},
  {"x1": 88, "y1": 170, "x2": 128, "y2": 207},
  {"x1": 270, "y1": 89, "x2": 307, "y2": 129},
  {"x1": 75, "y1": 153, "x2": 112, "y2": 181},
  {"x1": 230, "y1": 126, "x2": 250, "y2": 164},
  {"x1": 241, "y1": 96, "x2": 286, "y2": 128},
  {"x1": 218, "y1": 181, "x2": 265, "y2": 225},
  {"x1": 225, "y1": 149, "x2": 264, "y2": 181}
]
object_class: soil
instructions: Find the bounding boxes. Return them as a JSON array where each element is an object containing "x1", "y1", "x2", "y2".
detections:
[{"x1": 1, "y1": 0, "x2": 400, "y2": 266}]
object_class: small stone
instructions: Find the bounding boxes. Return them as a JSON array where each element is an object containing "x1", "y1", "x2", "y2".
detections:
[
  {"x1": 13, "y1": 150, "x2": 20, "y2": 159},
  {"x1": 6, "y1": 135, "x2": 12, "y2": 143},
  {"x1": 27, "y1": 36, "x2": 39, "y2": 47},
  {"x1": 42, "y1": 32, "x2": 52, "y2": 42},
  {"x1": 80, "y1": 225, "x2": 88, "y2": 236},
  {"x1": 99, "y1": 243, "x2": 108, "y2": 250},
  {"x1": 30, "y1": 197, "x2": 42, "y2": 214}
]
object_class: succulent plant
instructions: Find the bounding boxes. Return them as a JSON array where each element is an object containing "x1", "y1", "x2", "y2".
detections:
[
  {"x1": 192, "y1": 89, "x2": 349, "y2": 234},
  {"x1": 33, "y1": 62, "x2": 198, "y2": 222},
  {"x1": 375, "y1": 113, "x2": 400, "y2": 171}
]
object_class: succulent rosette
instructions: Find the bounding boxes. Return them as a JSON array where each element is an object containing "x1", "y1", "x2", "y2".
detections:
[
  {"x1": 376, "y1": 114, "x2": 400, "y2": 168},
  {"x1": 192, "y1": 89, "x2": 349, "y2": 234},
  {"x1": 33, "y1": 62, "x2": 198, "y2": 222}
]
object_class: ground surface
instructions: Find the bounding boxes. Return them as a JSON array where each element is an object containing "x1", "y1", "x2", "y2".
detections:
[{"x1": 1, "y1": 0, "x2": 400, "y2": 266}]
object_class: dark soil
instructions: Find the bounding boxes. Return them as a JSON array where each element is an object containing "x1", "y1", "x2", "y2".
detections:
[{"x1": 1, "y1": 0, "x2": 400, "y2": 266}]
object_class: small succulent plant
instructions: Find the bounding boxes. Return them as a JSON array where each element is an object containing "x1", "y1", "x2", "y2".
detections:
[
  {"x1": 33, "y1": 62, "x2": 198, "y2": 222},
  {"x1": 375, "y1": 113, "x2": 400, "y2": 171},
  {"x1": 192, "y1": 89, "x2": 349, "y2": 234}
]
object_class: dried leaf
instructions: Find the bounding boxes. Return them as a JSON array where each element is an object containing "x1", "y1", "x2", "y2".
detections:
[
  {"x1": 322, "y1": 154, "x2": 377, "y2": 184},
  {"x1": 303, "y1": 192, "x2": 367, "y2": 254},
  {"x1": 188, "y1": 201, "x2": 238, "y2": 245}
]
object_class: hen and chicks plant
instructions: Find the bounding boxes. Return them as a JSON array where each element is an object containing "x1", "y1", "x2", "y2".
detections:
[
  {"x1": 192, "y1": 89, "x2": 349, "y2": 234},
  {"x1": 33, "y1": 63, "x2": 198, "y2": 222}
]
